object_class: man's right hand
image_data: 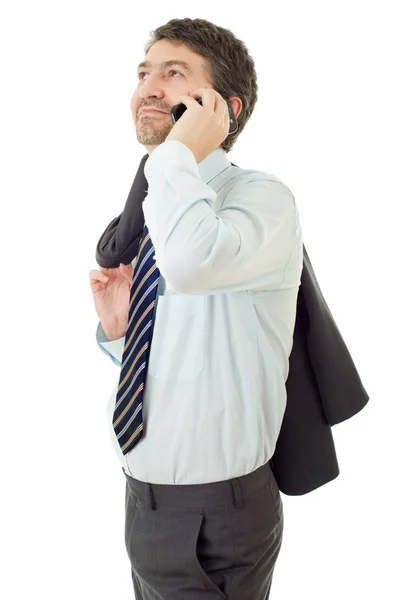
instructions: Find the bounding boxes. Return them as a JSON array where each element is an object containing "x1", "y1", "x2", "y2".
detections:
[{"x1": 89, "y1": 263, "x2": 134, "y2": 340}]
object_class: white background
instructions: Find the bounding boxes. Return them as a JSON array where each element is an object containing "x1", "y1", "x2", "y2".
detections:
[{"x1": 1, "y1": 1, "x2": 399, "y2": 598}]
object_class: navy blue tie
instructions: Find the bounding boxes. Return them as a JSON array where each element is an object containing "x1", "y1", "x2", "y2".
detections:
[{"x1": 113, "y1": 223, "x2": 160, "y2": 454}]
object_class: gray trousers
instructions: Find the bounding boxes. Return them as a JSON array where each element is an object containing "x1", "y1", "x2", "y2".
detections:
[{"x1": 123, "y1": 460, "x2": 284, "y2": 599}]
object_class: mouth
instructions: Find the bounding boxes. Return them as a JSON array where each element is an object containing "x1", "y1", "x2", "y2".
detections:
[{"x1": 140, "y1": 108, "x2": 168, "y2": 115}]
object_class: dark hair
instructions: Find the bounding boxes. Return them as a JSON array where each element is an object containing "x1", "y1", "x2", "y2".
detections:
[{"x1": 144, "y1": 18, "x2": 258, "y2": 153}]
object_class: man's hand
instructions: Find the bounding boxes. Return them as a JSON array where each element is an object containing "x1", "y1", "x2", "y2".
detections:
[
  {"x1": 165, "y1": 88, "x2": 230, "y2": 163},
  {"x1": 89, "y1": 263, "x2": 134, "y2": 340}
]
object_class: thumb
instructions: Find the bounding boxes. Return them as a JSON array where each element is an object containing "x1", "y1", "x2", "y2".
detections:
[
  {"x1": 119, "y1": 262, "x2": 134, "y2": 270},
  {"x1": 119, "y1": 263, "x2": 133, "y2": 280}
]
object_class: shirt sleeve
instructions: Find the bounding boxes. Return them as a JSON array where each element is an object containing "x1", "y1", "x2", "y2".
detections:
[
  {"x1": 142, "y1": 140, "x2": 300, "y2": 294},
  {"x1": 96, "y1": 321, "x2": 124, "y2": 367}
]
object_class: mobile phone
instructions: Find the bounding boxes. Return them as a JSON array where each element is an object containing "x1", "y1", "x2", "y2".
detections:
[{"x1": 170, "y1": 96, "x2": 238, "y2": 135}]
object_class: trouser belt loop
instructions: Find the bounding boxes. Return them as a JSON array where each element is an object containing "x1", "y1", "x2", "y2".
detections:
[
  {"x1": 231, "y1": 478, "x2": 243, "y2": 509},
  {"x1": 145, "y1": 483, "x2": 157, "y2": 510}
]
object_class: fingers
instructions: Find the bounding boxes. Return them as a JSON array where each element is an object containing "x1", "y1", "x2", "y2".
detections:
[
  {"x1": 89, "y1": 263, "x2": 134, "y2": 285},
  {"x1": 89, "y1": 269, "x2": 109, "y2": 283}
]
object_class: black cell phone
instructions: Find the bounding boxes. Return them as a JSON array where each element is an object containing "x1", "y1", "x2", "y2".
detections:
[{"x1": 170, "y1": 96, "x2": 238, "y2": 135}]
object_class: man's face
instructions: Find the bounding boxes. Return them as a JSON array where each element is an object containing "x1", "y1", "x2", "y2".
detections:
[{"x1": 130, "y1": 39, "x2": 213, "y2": 155}]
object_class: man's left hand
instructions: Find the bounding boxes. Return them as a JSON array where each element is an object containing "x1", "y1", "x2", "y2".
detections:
[{"x1": 165, "y1": 88, "x2": 230, "y2": 163}]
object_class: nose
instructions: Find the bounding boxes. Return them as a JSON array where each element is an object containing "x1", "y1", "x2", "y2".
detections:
[{"x1": 133, "y1": 77, "x2": 170, "y2": 117}]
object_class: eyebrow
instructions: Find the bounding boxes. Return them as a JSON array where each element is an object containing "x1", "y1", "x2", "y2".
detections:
[{"x1": 137, "y1": 60, "x2": 193, "y2": 76}]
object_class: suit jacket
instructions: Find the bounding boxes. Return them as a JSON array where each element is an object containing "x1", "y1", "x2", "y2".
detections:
[{"x1": 96, "y1": 153, "x2": 370, "y2": 496}]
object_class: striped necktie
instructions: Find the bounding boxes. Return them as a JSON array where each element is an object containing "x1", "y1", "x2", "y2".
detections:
[{"x1": 113, "y1": 223, "x2": 160, "y2": 455}]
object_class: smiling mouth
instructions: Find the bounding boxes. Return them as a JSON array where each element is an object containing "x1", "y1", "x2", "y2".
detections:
[{"x1": 140, "y1": 108, "x2": 168, "y2": 115}]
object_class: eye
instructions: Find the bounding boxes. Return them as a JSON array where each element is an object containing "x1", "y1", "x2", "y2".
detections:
[{"x1": 138, "y1": 69, "x2": 182, "y2": 80}]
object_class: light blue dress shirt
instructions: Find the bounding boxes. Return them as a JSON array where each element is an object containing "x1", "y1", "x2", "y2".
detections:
[{"x1": 96, "y1": 140, "x2": 303, "y2": 484}]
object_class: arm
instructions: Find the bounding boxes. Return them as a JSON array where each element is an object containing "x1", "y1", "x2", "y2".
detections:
[
  {"x1": 143, "y1": 140, "x2": 300, "y2": 294},
  {"x1": 96, "y1": 321, "x2": 125, "y2": 367}
]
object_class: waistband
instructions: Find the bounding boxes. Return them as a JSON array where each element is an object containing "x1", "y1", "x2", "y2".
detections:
[{"x1": 123, "y1": 460, "x2": 275, "y2": 511}]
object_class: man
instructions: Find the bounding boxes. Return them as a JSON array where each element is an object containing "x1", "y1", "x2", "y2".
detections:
[{"x1": 90, "y1": 19, "x2": 302, "y2": 599}]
